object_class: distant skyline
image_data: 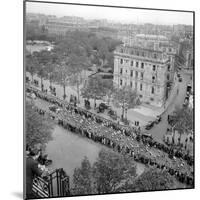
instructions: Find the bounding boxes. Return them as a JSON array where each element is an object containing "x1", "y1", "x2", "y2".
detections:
[{"x1": 26, "y1": 1, "x2": 193, "y2": 25}]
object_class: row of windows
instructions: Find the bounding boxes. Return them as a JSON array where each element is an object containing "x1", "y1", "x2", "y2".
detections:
[
  {"x1": 120, "y1": 80, "x2": 155, "y2": 94},
  {"x1": 120, "y1": 59, "x2": 156, "y2": 71},
  {"x1": 120, "y1": 69, "x2": 157, "y2": 83}
]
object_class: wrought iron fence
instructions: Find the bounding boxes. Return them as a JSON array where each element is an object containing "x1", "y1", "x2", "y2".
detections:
[{"x1": 32, "y1": 168, "x2": 70, "y2": 198}]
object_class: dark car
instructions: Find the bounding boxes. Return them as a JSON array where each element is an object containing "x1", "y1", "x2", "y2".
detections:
[
  {"x1": 141, "y1": 132, "x2": 153, "y2": 140},
  {"x1": 49, "y1": 105, "x2": 61, "y2": 114},
  {"x1": 177, "y1": 73, "x2": 181, "y2": 78},
  {"x1": 179, "y1": 77, "x2": 182, "y2": 82},
  {"x1": 155, "y1": 115, "x2": 162, "y2": 124},
  {"x1": 99, "y1": 103, "x2": 110, "y2": 110},
  {"x1": 186, "y1": 84, "x2": 192, "y2": 93},
  {"x1": 145, "y1": 121, "x2": 154, "y2": 130},
  {"x1": 168, "y1": 114, "x2": 176, "y2": 125}
]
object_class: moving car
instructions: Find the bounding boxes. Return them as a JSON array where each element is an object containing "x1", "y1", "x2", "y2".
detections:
[
  {"x1": 145, "y1": 121, "x2": 154, "y2": 130},
  {"x1": 155, "y1": 115, "x2": 162, "y2": 124}
]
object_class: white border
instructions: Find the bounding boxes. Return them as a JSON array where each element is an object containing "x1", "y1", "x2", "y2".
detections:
[{"x1": 0, "y1": 0, "x2": 199, "y2": 199}]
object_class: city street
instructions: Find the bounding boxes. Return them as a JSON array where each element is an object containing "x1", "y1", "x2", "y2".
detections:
[
  {"x1": 145, "y1": 70, "x2": 193, "y2": 144},
  {"x1": 26, "y1": 72, "x2": 155, "y2": 126}
]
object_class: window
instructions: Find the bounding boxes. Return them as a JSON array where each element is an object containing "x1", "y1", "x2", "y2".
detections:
[
  {"x1": 131, "y1": 50, "x2": 134, "y2": 55},
  {"x1": 120, "y1": 59, "x2": 123, "y2": 64},
  {"x1": 135, "y1": 71, "x2": 138, "y2": 78},
  {"x1": 167, "y1": 74, "x2": 170, "y2": 80},
  {"x1": 152, "y1": 76, "x2": 155, "y2": 83},
  {"x1": 130, "y1": 81, "x2": 132, "y2": 87},
  {"x1": 136, "y1": 51, "x2": 139, "y2": 56},
  {"x1": 150, "y1": 97, "x2": 154, "y2": 101},
  {"x1": 141, "y1": 62, "x2": 144, "y2": 68},
  {"x1": 131, "y1": 61, "x2": 133, "y2": 66},
  {"x1": 140, "y1": 83, "x2": 143, "y2": 91},
  {"x1": 141, "y1": 72, "x2": 144, "y2": 80},
  {"x1": 136, "y1": 62, "x2": 139, "y2": 67},
  {"x1": 142, "y1": 52, "x2": 145, "y2": 57},
  {"x1": 153, "y1": 65, "x2": 156, "y2": 71},
  {"x1": 151, "y1": 87, "x2": 155, "y2": 94},
  {"x1": 168, "y1": 64, "x2": 170, "y2": 71},
  {"x1": 120, "y1": 68, "x2": 123, "y2": 74},
  {"x1": 153, "y1": 53, "x2": 157, "y2": 59},
  {"x1": 135, "y1": 82, "x2": 137, "y2": 90},
  {"x1": 120, "y1": 79, "x2": 123, "y2": 86},
  {"x1": 120, "y1": 48, "x2": 124, "y2": 53},
  {"x1": 130, "y1": 70, "x2": 133, "y2": 77}
]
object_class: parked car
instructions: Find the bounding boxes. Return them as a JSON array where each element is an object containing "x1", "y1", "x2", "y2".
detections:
[
  {"x1": 155, "y1": 115, "x2": 162, "y2": 124},
  {"x1": 26, "y1": 91, "x2": 36, "y2": 100},
  {"x1": 183, "y1": 98, "x2": 189, "y2": 107},
  {"x1": 177, "y1": 73, "x2": 181, "y2": 78},
  {"x1": 145, "y1": 121, "x2": 154, "y2": 130},
  {"x1": 168, "y1": 114, "x2": 176, "y2": 125},
  {"x1": 186, "y1": 84, "x2": 192, "y2": 93},
  {"x1": 179, "y1": 77, "x2": 182, "y2": 82},
  {"x1": 141, "y1": 132, "x2": 153, "y2": 140},
  {"x1": 107, "y1": 109, "x2": 117, "y2": 120},
  {"x1": 49, "y1": 105, "x2": 61, "y2": 114}
]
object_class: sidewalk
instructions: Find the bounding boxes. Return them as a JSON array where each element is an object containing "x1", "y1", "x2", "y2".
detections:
[
  {"x1": 26, "y1": 71, "x2": 178, "y2": 127},
  {"x1": 134, "y1": 78, "x2": 179, "y2": 119}
]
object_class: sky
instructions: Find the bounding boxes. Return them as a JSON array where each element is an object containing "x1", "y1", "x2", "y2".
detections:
[{"x1": 26, "y1": 1, "x2": 193, "y2": 25}]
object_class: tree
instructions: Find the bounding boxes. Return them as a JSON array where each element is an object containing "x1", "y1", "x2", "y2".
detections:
[
  {"x1": 112, "y1": 86, "x2": 140, "y2": 120},
  {"x1": 72, "y1": 157, "x2": 93, "y2": 195},
  {"x1": 81, "y1": 76, "x2": 107, "y2": 108},
  {"x1": 26, "y1": 54, "x2": 37, "y2": 83},
  {"x1": 26, "y1": 102, "x2": 53, "y2": 147},
  {"x1": 102, "y1": 79, "x2": 116, "y2": 105},
  {"x1": 92, "y1": 149, "x2": 137, "y2": 194},
  {"x1": 45, "y1": 52, "x2": 59, "y2": 88},
  {"x1": 68, "y1": 54, "x2": 90, "y2": 103},
  {"x1": 131, "y1": 169, "x2": 176, "y2": 191},
  {"x1": 34, "y1": 50, "x2": 51, "y2": 90},
  {"x1": 72, "y1": 149, "x2": 137, "y2": 195},
  {"x1": 172, "y1": 106, "x2": 193, "y2": 145}
]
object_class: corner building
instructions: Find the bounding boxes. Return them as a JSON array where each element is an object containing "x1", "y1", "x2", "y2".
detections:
[{"x1": 113, "y1": 44, "x2": 175, "y2": 107}]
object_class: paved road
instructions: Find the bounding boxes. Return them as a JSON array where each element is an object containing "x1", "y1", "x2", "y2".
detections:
[{"x1": 146, "y1": 70, "x2": 192, "y2": 144}]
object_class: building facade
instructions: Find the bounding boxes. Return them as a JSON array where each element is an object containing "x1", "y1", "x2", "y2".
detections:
[{"x1": 113, "y1": 43, "x2": 175, "y2": 107}]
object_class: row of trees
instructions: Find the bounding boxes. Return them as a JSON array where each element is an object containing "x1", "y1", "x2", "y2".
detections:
[
  {"x1": 26, "y1": 30, "x2": 139, "y2": 120},
  {"x1": 81, "y1": 76, "x2": 141, "y2": 119},
  {"x1": 26, "y1": 102, "x2": 53, "y2": 148},
  {"x1": 170, "y1": 106, "x2": 193, "y2": 146},
  {"x1": 72, "y1": 149, "x2": 176, "y2": 195}
]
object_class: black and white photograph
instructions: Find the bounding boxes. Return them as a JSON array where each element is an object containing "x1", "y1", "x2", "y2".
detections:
[{"x1": 24, "y1": 1, "x2": 194, "y2": 199}]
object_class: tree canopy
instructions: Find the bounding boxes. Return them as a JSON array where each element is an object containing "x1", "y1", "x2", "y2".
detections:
[
  {"x1": 172, "y1": 106, "x2": 193, "y2": 135},
  {"x1": 131, "y1": 169, "x2": 176, "y2": 191},
  {"x1": 26, "y1": 102, "x2": 53, "y2": 147},
  {"x1": 72, "y1": 149, "x2": 137, "y2": 195}
]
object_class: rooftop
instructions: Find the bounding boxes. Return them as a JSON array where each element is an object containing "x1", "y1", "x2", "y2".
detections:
[{"x1": 136, "y1": 34, "x2": 168, "y2": 41}]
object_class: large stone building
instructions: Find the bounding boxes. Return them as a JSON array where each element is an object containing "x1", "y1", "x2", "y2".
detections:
[{"x1": 113, "y1": 34, "x2": 176, "y2": 107}]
